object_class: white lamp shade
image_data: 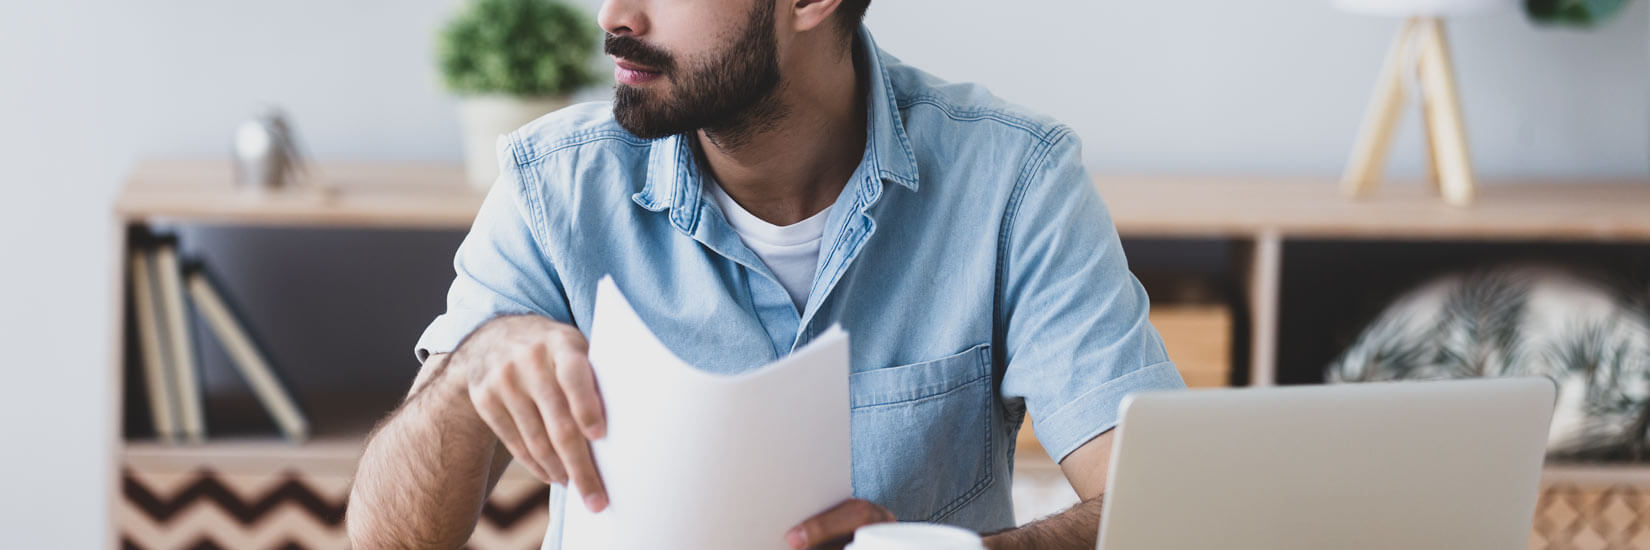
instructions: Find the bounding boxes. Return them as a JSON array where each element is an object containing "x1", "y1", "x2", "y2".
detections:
[{"x1": 1334, "y1": 0, "x2": 1516, "y2": 17}]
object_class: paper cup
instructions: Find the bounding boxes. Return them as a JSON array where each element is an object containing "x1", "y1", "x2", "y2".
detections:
[{"x1": 845, "y1": 522, "x2": 986, "y2": 550}]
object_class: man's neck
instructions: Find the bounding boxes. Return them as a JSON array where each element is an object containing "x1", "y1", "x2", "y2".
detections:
[{"x1": 696, "y1": 41, "x2": 868, "y2": 227}]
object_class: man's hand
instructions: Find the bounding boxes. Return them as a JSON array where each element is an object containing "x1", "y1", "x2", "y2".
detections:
[
  {"x1": 785, "y1": 499, "x2": 896, "y2": 549},
  {"x1": 455, "y1": 315, "x2": 609, "y2": 512}
]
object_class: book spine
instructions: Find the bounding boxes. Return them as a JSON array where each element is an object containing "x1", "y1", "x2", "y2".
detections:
[
  {"x1": 186, "y1": 270, "x2": 310, "y2": 442},
  {"x1": 155, "y1": 242, "x2": 205, "y2": 443},
  {"x1": 131, "y1": 248, "x2": 181, "y2": 443}
]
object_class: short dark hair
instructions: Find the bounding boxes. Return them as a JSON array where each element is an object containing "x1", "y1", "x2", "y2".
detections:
[{"x1": 836, "y1": 0, "x2": 871, "y2": 40}]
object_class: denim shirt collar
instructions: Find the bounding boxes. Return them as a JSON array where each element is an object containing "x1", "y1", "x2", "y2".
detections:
[{"x1": 632, "y1": 25, "x2": 919, "y2": 235}]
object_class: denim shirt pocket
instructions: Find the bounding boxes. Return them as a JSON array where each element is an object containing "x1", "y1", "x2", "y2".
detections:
[{"x1": 848, "y1": 343, "x2": 994, "y2": 522}]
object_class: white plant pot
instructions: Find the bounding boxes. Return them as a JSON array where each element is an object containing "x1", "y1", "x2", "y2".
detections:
[{"x1": 457, "y1": 95, "x2": 570, "y2": 189}]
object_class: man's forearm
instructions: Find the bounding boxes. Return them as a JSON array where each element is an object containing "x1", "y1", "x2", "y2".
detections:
[
  {"x1": 347, "y1": 355, "x2": 503, "y2": 549},
  {"x1": 982, "y1": 497, "x2": 1103, "y2": 550}
]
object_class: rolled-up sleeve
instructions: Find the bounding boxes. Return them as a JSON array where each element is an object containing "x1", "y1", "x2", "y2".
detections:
[
  {"x1": 998, "y1": 131, "x2": 1185, "y2": 463},
  {"x1": 414, "y1": 136, "x2": 572, "y2": 364}
]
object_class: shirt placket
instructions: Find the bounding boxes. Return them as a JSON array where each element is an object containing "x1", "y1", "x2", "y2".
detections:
[{"x1": 664, "y1": 138, "x2": 802, "y2": 358}]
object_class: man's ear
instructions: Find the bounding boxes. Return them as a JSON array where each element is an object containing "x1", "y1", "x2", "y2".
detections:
[{"x1": 789, "y1": 0, "x2": 845, "y2": 33}]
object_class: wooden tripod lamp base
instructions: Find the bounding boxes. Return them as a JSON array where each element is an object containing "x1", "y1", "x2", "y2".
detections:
[{"x1": 1341, "y1": 17, "x2": 1476, "y2": 207}]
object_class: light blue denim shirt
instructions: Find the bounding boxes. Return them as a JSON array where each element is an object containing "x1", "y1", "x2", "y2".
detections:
[{"x1": 415, "y1": 27, "x2": 1183, "y2": 542}]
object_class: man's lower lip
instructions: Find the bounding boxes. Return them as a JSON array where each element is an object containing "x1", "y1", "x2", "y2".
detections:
[{"x1": 616, "y1": 66, "x2": 662, "y2": 85}]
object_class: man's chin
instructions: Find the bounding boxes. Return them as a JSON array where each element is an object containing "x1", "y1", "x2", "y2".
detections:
[
  {"x1": 612, "y1": 108, "x2": 686, "y2": 140},
  {"x1": 613, "y1": 88, "x2": 697, "y2": 139}
]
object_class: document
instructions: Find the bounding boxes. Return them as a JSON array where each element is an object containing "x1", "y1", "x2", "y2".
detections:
[{"x1": 557, "y1": 277, "x2": 852, "y2": 549}]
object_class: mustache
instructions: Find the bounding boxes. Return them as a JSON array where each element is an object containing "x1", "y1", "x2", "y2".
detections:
[{"x1": 604, "y1": 34, "x2": 675, "y2": 72}]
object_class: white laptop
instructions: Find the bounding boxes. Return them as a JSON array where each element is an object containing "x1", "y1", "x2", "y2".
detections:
[{"x1": 1097, "y1": 377, "x2": 1556, "y2": 549}]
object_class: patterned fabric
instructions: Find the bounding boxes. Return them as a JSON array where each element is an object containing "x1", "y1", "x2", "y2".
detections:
[
  {"x1": 119, "y1": 467, "x2": 549, "y2": 550},
  {"x1": 122, "y1": 463, "x2": 1650, "y2": 548},
  {"x1": 1327, "y1": 265, "x2": 1650, "y2": 460},
  {"x1": 1532, "y1": 483, "x2": 1650, "y2": 549}
]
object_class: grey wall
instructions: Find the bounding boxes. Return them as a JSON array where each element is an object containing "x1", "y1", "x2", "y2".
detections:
[
  {"x1": 2, "y1": 0, "x2": 1645, "y2": 546},
  {"x1": 868, "y1": 1, "x2": 1650, "y2": 177}
]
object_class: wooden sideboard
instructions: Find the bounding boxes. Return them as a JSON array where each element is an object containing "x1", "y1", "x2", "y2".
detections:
[{"x1": 111, "y1": 160, "x2": 1650, "y2": 548}]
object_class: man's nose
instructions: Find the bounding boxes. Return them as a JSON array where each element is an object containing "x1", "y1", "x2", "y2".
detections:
[{"x1": 598, "y1": 0, "x2": 648, "y2": 38}]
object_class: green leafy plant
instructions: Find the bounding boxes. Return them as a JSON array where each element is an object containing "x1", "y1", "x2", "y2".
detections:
[
  {"x1": 438, "y1": 0, "x2": 599, "y2": 97},
  {"x1": 1526, "y1": 0, "x2": 1633, "y2": 27}
]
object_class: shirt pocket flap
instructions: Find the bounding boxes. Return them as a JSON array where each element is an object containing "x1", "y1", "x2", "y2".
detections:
[{"x1": 849, "y1": 343, "x2": 992, "y2": 409}]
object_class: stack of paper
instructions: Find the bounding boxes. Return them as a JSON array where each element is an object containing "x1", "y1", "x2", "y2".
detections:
[{"x1": 558, "y1": 277, "x2": 851, "y2": 549}]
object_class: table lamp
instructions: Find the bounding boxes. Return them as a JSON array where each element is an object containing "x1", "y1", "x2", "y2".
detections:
[{"x1": 1336, "y1": 0, "x2": 1515, "y2": 207}]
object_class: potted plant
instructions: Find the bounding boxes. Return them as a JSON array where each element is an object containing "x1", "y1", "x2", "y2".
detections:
[
  {"x1": 1524, "y1": 0, "x2": 1631, "y2": 25},
  {"x1": 439, "y1": 0, "x2": 599, "y2": 188}
]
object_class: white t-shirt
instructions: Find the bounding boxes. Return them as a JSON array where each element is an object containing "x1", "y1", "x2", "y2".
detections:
[{"x1": 708, "y1": 182, "x2": 831, "y2": 312}]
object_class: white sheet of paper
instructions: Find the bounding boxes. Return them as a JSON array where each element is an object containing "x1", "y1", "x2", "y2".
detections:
[{"x1": 556, "y1": 277, "x2": 852, "y2": 550}]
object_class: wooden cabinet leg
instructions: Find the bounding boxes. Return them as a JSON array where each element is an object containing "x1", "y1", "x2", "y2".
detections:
[{"x1": 1237, "y1": 232, "x2": 1283, "y2": 386}]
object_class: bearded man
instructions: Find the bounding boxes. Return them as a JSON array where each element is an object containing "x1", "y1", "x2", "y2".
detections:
[{"x1": 347, "y1": 1, "x2": 1183, "y2": 548}]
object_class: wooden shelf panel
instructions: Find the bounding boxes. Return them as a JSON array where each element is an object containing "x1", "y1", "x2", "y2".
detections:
[
  {"x1": 121, "y1": 391, "x2": 387, "y2": 476},
  {"x1": 1098, "y1": 177, "x2": 1650, "y2": 241},
  {"x1": 121, "y1": 431, "x2": 1650, "y2": 487},
  {"x1": 122, "y1": 433, "x2": 541, "y2": 483},
  {"x1": 1540, "y1": 463, "x2": 1650, "y2": 485},
  {"x1": 116, "y1": 160, "x2": 483, "y2": 229},
  {"x1": 118, "y1": 161, "x2": 1650, "y2": 241},
  {"x1": 123, "y1": 433, "x2": 365, "y2": 475}
]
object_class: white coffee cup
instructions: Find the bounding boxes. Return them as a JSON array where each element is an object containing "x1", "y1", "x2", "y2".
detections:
[{"x1": 845, "y1": 522, "x2": 987, "y2": 550}]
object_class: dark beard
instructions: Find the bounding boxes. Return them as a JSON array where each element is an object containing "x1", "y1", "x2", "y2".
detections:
[{"x1": 606, "y1": 1, "x2": 785, "y2": 149}]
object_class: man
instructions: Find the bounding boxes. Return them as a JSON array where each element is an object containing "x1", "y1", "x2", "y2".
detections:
[{"x1": 347, "y1": 0, "x2": 1183, "y2": 548}]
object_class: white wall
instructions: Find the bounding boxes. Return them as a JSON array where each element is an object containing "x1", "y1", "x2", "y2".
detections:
[
  {"x1": 867, "y1": 0, "x2": 1650, "y2": 177},
  {"x1": 1, "y1": 1, "x2": 1644, "y2": 547}
]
